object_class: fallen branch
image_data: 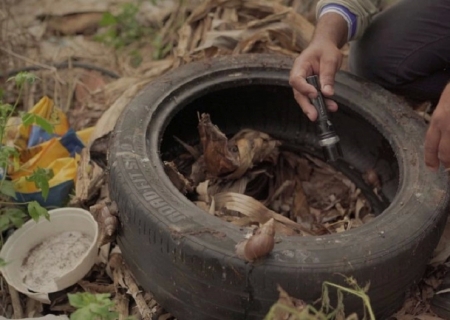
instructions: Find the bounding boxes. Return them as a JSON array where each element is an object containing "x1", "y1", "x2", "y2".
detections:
[
  {"x1": 109, "y1": 251, "x2": 152, "y2": 320},
  {"x1": 8, "y1": 284, "x2": 23, "y2": 319}
]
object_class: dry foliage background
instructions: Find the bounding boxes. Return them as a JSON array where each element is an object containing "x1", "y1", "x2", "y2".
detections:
[{"x1": 0, "y1": 0, "x2": 447, "y2": 319}]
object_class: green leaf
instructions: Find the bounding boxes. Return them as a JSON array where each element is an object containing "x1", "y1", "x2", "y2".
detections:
[
  {"x1": 100, "y1": 12, "x2": 117, "y2": 26},
  {"x1": 21, "y1": 112, "x2": 34, "y2": 126},
  {"x1": 69, "y1": 293, "x2": 117, "y2": 320},
  {"x1": 33, "y1": 115, "x2": 54, "y2": 134},
  {"x1": 21, "y1": 113, "x2": 54, "y2": 134},
  {"x1": 70, "y1": 308, "x2": 96, "y2": 320},
  {"x1": 0, "y1": 258, "x2": 7, "y2": 268},
  {"x1": 0, "y1": 145, "x2": 20, "y2": 172},
  {"x1": 0, "y1": 180, "x2": 17, "y2": 199},
  {"x1": 0, "y1": 103, "x2": 13, "y2": 118},
  {"x1": 7, "y1": 72, "x2": 38, "y2": 87},
  {"x1": 68, "y1": 292, "x2": 89, "y2": 308},
  {"x1": 27, "y1": 201, "x2": 49, "y2": 221},
  {"x1": 4, "y1": 208, "x2": 27, "y2": 228},
  {"x1": 0, "y1": 214, "x2": 10, "y2": 233},
  {"x1": 26, "y1": 168, "x2": 54, "y2": 200}
]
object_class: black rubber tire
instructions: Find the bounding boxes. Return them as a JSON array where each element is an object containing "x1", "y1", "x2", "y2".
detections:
[{"x1": 109, "y1": 54, "x2": 450, "y2": 320}]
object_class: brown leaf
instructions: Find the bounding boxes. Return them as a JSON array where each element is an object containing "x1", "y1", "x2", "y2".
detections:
[
  {"x1": 226, "y1": 129, "x2": 280, "y2": 179},
  {"x1": 281, "y1": 151, "x2": 312, "y2": 181},
  {"x1": 46, "y1": 12, "x2": 103, "y2": 35},
  {"x1": 71, "y1": 148, "x2": 105, "y2": 205},
  {"x1": 190, "y1": 155, "x2": 207, "y2": 186},
  {"x1": 292, "y1": 178, "x2": 312, "y2": 224},
  {"x1": 302, "y1": 170, "x2": 350, "y2": 209},
  {"x1": 75, "y1": 71, "x2": 106, "y2": 105},
  {"x1": 198, "y1": 113, "x2": 239, "y2": 177},
  {"x1": 214, "y1": 192, "x2": 315, "y2": 235},
  {"x1": 270, "y1": 285, "x2": 308, "y2": 319}
]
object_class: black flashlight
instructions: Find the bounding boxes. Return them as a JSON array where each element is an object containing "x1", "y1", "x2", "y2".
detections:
[{"x1": 306, "y1": 75, "x2": 343, "y2": 162}]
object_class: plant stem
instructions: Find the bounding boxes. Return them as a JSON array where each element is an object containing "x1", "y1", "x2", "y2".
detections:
[{"x1": 323, "y1": 282, "x2": 376, "y2": 320}]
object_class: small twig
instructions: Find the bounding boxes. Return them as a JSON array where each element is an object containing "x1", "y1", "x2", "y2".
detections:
[
  {"x1": 25, "y1": 297, "x2": 43, "y2": 318},
  {"x1": 115, "y1": 292, "x2": 130, "y2": 320},
  {"x1": 8, "y1": 284, "x2": 23, "y2": 319},
  {"x1": 0, "y1": 61, "x2": 121, "y2": 80},
  {"x1": 0, "y1": 47, "x2": 57, "y2": 74}
]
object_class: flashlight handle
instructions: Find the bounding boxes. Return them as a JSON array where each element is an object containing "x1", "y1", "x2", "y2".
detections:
[{"x1": 306, "y1": 75, "x2": 329, "y2": 122}]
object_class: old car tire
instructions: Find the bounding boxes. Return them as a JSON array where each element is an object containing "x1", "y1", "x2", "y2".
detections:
[{"x1": 109, "y1": 54, "x2": 450, "y2": 319}]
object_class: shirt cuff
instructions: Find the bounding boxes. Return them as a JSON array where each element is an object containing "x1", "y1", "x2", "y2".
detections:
[{"x1": 318, "y1": 4, "x2": 358, "y2": 41}]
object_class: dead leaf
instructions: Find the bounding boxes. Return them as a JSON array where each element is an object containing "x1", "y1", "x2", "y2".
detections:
[
  {"x1": 71, "y1": 148, "x2": 104, "y2": 205},
  {"x1": 214, "y1": 192, "x2": 315, "y2": 235},
  {"x1": 198, "y1": 113, "x2": 239, "y2": 177},
  {"x1": 190, "y1": 156, "x2": 207, "y2": 186},
  {"x1": 269, "y1": 285, "x2": 308, "y2": 319},
  {"x1": 226, "y1": 129, "x2": 280, "y2": 179},
  {"x1": 88, "y1": 78, "x2": 151, "y2": 147},
  {"x1": 46, "y1": 12, "x2": 103, "y2": 35},
  {"x1": 292, "y1": 178, "x2": 311, "y2": 224},
  {"x1": 75, "y1": 71, "x2": 106, "y2": 105}
]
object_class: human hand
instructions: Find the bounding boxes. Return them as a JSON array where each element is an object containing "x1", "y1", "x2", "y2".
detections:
[
  {"x1": 289, "y1": 39, "x2": 342, "y2": 121},
  {"x1": 425, "y1": 83, "x2": 450, "y2": 171}
]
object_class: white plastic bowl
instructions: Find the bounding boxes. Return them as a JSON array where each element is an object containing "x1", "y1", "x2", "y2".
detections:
[{"x1": 0, "y1": 207, "x2": 99, "y2": 303}]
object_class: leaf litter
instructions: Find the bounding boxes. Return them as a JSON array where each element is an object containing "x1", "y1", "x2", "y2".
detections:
[{"x1": 167, "y1": 113, "x2": 377, "y2": 251}]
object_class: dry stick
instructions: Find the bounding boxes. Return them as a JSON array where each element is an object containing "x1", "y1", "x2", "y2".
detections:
[
  {"x1": 110, "y1": 253, "x2": 152, "y2": 320},
  {"x1": 115, "y1": 292, "x2": 130, "y2": 320},
  {"x1": 8, "y1": 284, "x2": 23, "y2": 319},
  {"x1": 0, "y1": 47, "x2": 67, "y2": 90},
  {"x1": 0, "y1": 47, "x2": 57, "y2": 74},
  {"x1": 25, "y1": 297, "x2": 43, "y2": 318}
]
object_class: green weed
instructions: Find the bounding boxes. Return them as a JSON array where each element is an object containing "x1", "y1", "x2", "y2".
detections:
[
  {"x1": 0, "y1": 72, "x2": 54, "y2": 250},
  {"x1": 69, "y1": 292, "x2": 135, "y2": 320},
  {"x1": 265, "y1": 276, "x2": 375, "y2": 320}
]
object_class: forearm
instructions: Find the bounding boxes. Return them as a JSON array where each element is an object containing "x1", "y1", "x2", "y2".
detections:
[
  {"x1": 312, "y1": 12, "x2": 349, "y2": 48},
  {"x1": 316, "y1": 0, "x2": 379, "y2": 41}
]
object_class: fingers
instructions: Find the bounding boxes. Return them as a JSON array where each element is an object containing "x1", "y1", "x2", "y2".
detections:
[
  {"x1": 424, "y1": 123, "x2": 441, "y2": 171},
  {"x1": 289, "y1": 58, "x2": 317, "y2": 98},
  {"x1": 325, "y1": 98, "x2": 339, "y2": 112},
  {"x1": 290, "y1": 57, "x2": 319, "y2": 121},
  {"x1": 438, "y1": 131, "x2": 450, "y2": 169},
  {"x1": 319, "y1": 55, "x2": 341, "y2": 96},
  {"x1": 290, "y1": 54, "x2": 339, "y2": 121},
  {"x1": 293, "y1": 88, "x2": 318, "y2": 121}
]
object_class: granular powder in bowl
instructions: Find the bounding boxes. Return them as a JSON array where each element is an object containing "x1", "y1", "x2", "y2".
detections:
[{"x1": 20, "y1": 231, "x2": 93, "y2": 292}]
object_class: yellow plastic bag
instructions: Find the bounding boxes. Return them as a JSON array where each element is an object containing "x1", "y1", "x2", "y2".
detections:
[{"x1": 6, "y1": 96, "x2": 94, "y2": 207}]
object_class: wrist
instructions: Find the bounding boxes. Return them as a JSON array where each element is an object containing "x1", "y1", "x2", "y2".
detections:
[
  {"x1": 319, "y1": 4, "x2": 357, "y2": 41},
  {"x1": 312, "y1": 12, "x2": 349, "y2": 48}
]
